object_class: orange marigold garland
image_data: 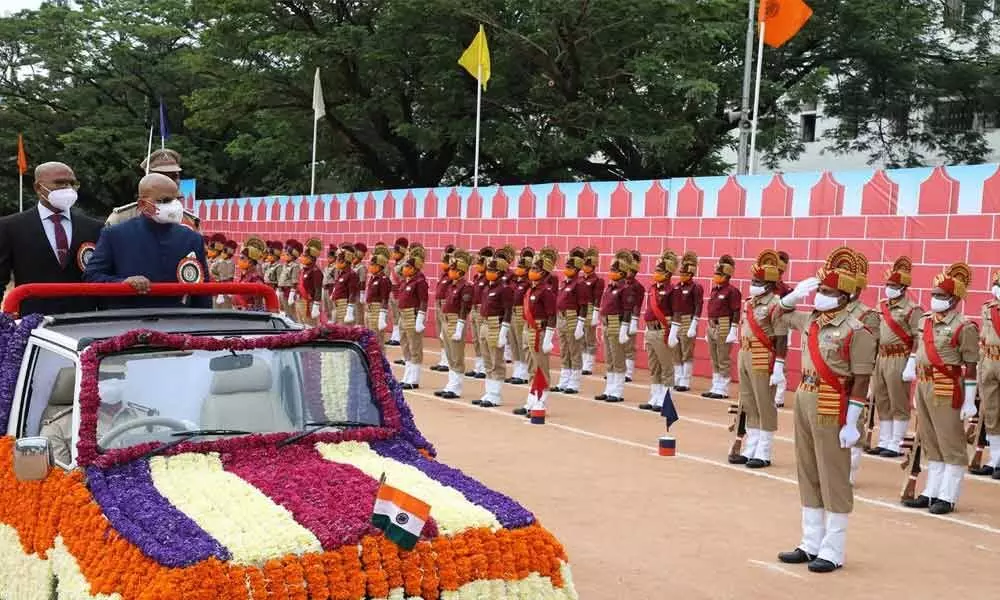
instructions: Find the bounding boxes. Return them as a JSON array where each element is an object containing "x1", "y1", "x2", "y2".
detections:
[
  {"x1": 263, "y1": 558, "x2": 290, "y2": 600},
  {"x1": 246, "y1": 566, "x2": 269, "y2": 599},
  {"x1": 418, "y1": 543, "x2": 441, "y2": 600},
  {"x1": 398, "y1": 541, "x2": 424, "y2": 597},
  {"x1": 377, "y1": 537, "x2": 404, "y2": 591},
  {"x1": 283, "y1": 557, "x2": 308, "y2": 600},
  {"x1": 300, "y1": 553, "x2": 330, "y2": 600},
  {"x1": 337, "y1": 545, "x2": 366, "y2": 600},
  {"x1": 360, "y1": 537, "x2": 389, "y2": 598}
]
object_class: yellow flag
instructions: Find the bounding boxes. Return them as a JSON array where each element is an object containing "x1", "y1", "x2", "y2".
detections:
[{"x1": 458, "y1": 24, "x2": 491, "y2": 90}]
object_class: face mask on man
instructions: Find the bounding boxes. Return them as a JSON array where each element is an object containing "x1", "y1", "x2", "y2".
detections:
[
  {"x1": 749, "y1": 284, "x2": 768, "y2": 297},
  {"x1": 150, "y1": 199, "x2": 184, "y2": 225},
  {"x1": 994, "y1": 285, "x2": 1000, "y2": 301},
  {"x1": 885, "y1": 286, "x2": 903, "y2": 300},
  {"x1": 930, "y1": 297, "x2": 953, "y2": 313},
  {"x1": 814, "y1": 292, "x2": 841, "y2": 312},
  {"x1": 45, "y1": 187, "x2": 78, "y2": 212}
]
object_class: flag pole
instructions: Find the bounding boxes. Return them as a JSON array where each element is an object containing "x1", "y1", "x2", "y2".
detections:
[
  {"x1": 736, "y1": 0, "x2": 756, "y2": 175},
  {"x1": 747, "y1": 21, "x2": 766, "y2": 176},
  {"x1": 18, "y1": 173, "x2": 23, "y2": 213},
  {"x1": 473, "y1": 62, "x2": 483, "y2": 188},
  {"x1": 145, "y1": 123, "x2": 154, "y2": 175},
  {"x1": 311, "y1": 114, "x2": 318, "y2": 196}
]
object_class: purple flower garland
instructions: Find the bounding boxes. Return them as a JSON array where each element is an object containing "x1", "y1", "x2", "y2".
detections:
[
  {"x1": 371, "y1": 438, "x2": 535, "y2": 529},
  {"x1": 86, "y1": 460, "x2": 230, "y2": 567},
  {"x1": 0, "y1": 313, "x2": 44, "y2": 431}
]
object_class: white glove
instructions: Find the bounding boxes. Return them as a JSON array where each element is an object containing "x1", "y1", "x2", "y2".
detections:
[
  {"x1": 452, "y1": 319, "x2": 465, "y2": 341},
  {"x1": 960, "y1": 383, "x2": 978, "y2": 420},
  {"x1": 288, "y1": 290, "x2": 297, "y2": 305},
  {"x1": 542, "y1": 327, "x2": 556, "y2": 354},
  {"x1": 310, "y1": 302, "x2": 321, "y2": 319},
  {"x1": 415, "y1": 311, "x2": 426, "y2": 333},
  {"x1": 345, "y1": 304, "x2": 356, "y2": 323},
  {"x1": 498, "y1": 323, "x2": 510, "y2": 347},
  {"x1": 901, "y1": 355, "x2": 917, "y2": 382},
  {"x1": 769, "y1": 359, "x2": 786, "y2": 388},
  {"x1": 866, "y1": 380, "x2": 874, "y2": 401},
  {"x1": 378, "y1": 309, "x2": 388, "y2": 331},
  {"x1": 667, "y1": 322, "x2": 680, "y2": 348},
  {"x1": 629, "y1": 317, "x2": 639, "y2": 336},
  {"x1": 686, "y1": 317, "x2": 698, "y2": 339},
  {"x1": 575, "y1": 318, "x2": 585, "y2": 340},
  {"x1": 725, "y1": 326, "x2": 738, "y2": 344},
  {"x1": 360, "y1": 291, "x2": 367, "y2": 304},
  {"x1": 618, "y1": 323, "x2": 630, "y2": 345},
  {"x1": 216, "y1": 294, "x2": 226, "y2": 305},
  {"x1": 781, "y1": 277, "x2": 820, "y2": 309},
  {"x1": 591, "y1": 309, "x2": 600, "y2": 326},
  {"x1": 839, "y1": 400, "x2": 864, "y2": 448}
]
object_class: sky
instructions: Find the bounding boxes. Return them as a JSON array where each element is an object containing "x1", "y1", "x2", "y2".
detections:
[{"x1": 0, "y1": 0, "x2": 45, "y2": 14}]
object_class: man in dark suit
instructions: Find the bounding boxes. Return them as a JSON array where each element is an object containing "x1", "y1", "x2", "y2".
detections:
[
  {"x1": 84, "y1": 173, "x2": 211, "y2": 309},
  {"x1": 0, "y1": 162, "x2": 104, "y2": 315}
]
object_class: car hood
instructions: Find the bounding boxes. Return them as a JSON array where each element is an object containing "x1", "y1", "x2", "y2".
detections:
[{"x1": 86, "y1": 437, "x2": 536, "y2": 567}]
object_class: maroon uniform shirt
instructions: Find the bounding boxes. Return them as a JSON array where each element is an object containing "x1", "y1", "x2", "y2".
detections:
[
  {"x1": 330, "y1": 268, "x2": 359, "y2": 302},
  {"x1": 523, "y1": 281, "x2": 557, "y2": 325},
  {"x1": 512, "y1": 277, "x2": 531, "y2": 307},
  {"x1": 628, "y1": 277, "x2": 645, "y2": 316},
  {"x1": 366, "y1": 272, "x2": 391, "y2": 306},
  {"x1": 644, "y1": 281, "x2": 673, "y2": 323},
  {"x1": 397, "y1": 271, "x2": 429, "y2": 311},
  {"x1": 707, "y1": 281, "x2": 742, "y2": 322},
  {"x1": 599, "y1": 278, "x2": 638, "y2": 317},
  {"x1": 669, "y1": 279, "x2": 704, "y2": 317},
  {"x1": 440, "y1": 280, "x2": 473, "y2": 316},
  {"x1": 557, "y1": 275, "x2": 592, "y2": 314},
  {"x1": 481, "y1": 279, "x2": 514, "y2": 321},
  {"x1": 470, "y1": 272, "x2": 488, "y2": 308},
  {"x1": 584, "y1": 271, "x2": 605, "y2": 307},
  {"x1": 297, "y1": 264, "x2": 323, "y2": 303}
]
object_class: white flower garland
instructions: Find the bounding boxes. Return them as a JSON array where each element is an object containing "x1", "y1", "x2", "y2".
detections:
[
  {"x1": 0, "y1": 523, "x2": 53, "y2": 600},
  {"x1": 49, "y1": 536, "x2": 122, "y2": 600},
  {"x1": 315, "y1": 441, "x2": 501, "y2": 534},
  {"x1": 149, "y1": 452, "x2": 323, "y2": 565},
  {"x1": 319, "y1": 351, "x2": 352, "y2": 420}
]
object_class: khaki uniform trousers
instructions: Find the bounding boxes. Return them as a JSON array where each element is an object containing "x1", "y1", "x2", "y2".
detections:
[
  {"x1": 644, "y1": 326, "x2": 674, "y2": 386},
  {"x1": 390, "y1": 296, "x2": 401, "y2": 330},
  {"x1": 707, "y1": 319, "x2": 733, "y2": 378},
  {"x1": 872, "y1": 353, "x2": 912, "y2": 421},
  {"x1": 558, "y1": 312, "x2": 583, "y2": 370},
  {"x1": 469, "y1": 307, "x2": 483, "y2": 363},
  {"x1": 399, "y1": 309, "x2": 424, "y2": 365},
  {"x1": 436, "y1": 306, "x2": 450, "y2": 362},
  {"x1": 673, "y1": 314, "x2": 696, "y2": 364},
  {"x1": 601, "y1": 317, "x2": 627, "y2": 373},
  {"x1": 915, "y1": 381, "x2": 967, "y2": 465},
  {"x1": 794, "y1": 390, "x2": 853, "y2": 514},
  {"x1": 584, "y1": 319, "x2": 598, "y2": 356},
  {"x1": 510, "y1": 308, "x2": 527, "y2": 363},
  {"x1": 479, "y1": 320, "x2": 506, "y2": 380},
  {"x1": 979, "y1": 356, "x2": 1000, "y2": 435},
  {"x1": 365, "y1": 303, "x2": 386, "y2": 352},
  {"x1": 522, "y1": 326, "x2": 551, "y2": 388},
  {"x1": 294, "y1": 299, "x2": 318, "y2": 328},
  {"x1": 624, "y1": 329, "x2": 637, "y2": 361},
  {"x1": 328, "y1": 298, "x2": 351, "y2": 325},
  {"x1": 442, "y1": 314, "x2": 464, "y2": 371},
  {"x1": 738, "y1": 350, "x2": 777, "y2": 432}
]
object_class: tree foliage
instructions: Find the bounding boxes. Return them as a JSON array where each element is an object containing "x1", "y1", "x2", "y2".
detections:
[{"x1": 1, "y1": 0, "x2": 998, "y2": 214}]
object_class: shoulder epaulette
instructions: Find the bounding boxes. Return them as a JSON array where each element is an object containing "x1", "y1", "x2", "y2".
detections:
[{"x1": 110, "y1": 202, "x2": 138, "y2": 214}]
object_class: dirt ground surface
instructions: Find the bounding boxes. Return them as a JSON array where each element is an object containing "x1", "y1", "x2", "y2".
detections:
[{"x1": 385, "y1": 339, "x2": 1000, "y2": 600}]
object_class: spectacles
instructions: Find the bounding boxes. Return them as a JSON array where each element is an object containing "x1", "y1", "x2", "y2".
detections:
[
  {"x1": 153, "y1": 195, "x2": 183, "y2": 204},
  {"x1": 43, "y1": 179, "x2": 81, "y2": 191}
]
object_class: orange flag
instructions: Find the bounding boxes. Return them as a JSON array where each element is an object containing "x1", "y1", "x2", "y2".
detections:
[
  {"x1": 758, "y1": 0, "x2": 813, "y2": 48},
  {"x1": 16, "y1": 134, "x2": 27, "y2": 176}
]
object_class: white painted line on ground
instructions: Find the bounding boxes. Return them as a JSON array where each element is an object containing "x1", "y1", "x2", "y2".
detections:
[
  {"x1": 403, "y1": 388, "x2": 1000, "y2": 537},
  {"x1": 746, "y1": 559, "x2": 806, "y2": 580}
]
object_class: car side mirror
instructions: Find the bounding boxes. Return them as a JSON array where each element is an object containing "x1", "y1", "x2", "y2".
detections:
[{"x1": 13, "y1": 437, "x2": 52, "y2": 481}]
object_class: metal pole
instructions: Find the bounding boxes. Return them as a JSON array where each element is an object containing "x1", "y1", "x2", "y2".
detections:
[
  {"x1": 18, "y1": 173, "x2": 23, "y2": 213},
  {"x1": 736, "y1": 0, "x2": 756, "y2": 175},
  {"x1": 311, "y1": 116, "x2": 319, "y2": 196},
  {"x1": 748, "y1": 21, "x2": 766, "y2": 176},
  {"x1": 145, "y1": 123, "x2": 154, "y2": 175},
  {"x1": 473, "y1": 62, "x2": 483, "y2": 188}
]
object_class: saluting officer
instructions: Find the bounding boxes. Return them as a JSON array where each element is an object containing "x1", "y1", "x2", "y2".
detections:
[
  {"x1": 846, "y1": 251, "x2": 881, "y2": 485},
  {"x1": 364, "y1": 243, "x2": 393, "y2": 350},
  {"x1": 703, "y1": 255, "x2": 742, "y2": 399},
  {"x1": 513, "y1": 251, "x2": 558, "y2": 416},
  {"x1": 581, "y1": 247, "x2": 604, "y2": 376},
  {"x1": 504, "y1": 249, "x2": 534, "y2": 386},
  {"x1": 431, "y1": 245, "x2": 457, "y2": 373},
  {"x1": 477, "y1": 254, "x2": 515, "y2": 407},
  {"x1": 436, "y1": 249, "x2": 473, "y2": 400},
  {"x1": 972, "y1": 270, "x2": 1000, "y2": 478},
  {"x1": 596, "y1": 250, "x2": 638, "y2": 403},
  {"x1": 668, "y1": 252, "x2": 703, "y2": 392},
  {"x1": 639, "y1": 250, "x2": 678, "y2": 413},
  {"x1": 552, "y1": 248, "x2": 591, "y2": 395},
  {"x1": 397, "y1": 244, "x2": 429, "y2": 390},
  {"x1": 388, "y1": 237, "x2": 409, "y2": 346}
]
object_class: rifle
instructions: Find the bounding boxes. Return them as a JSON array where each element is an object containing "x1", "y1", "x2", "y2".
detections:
[
  {"x1": 728, "y1": 402, "x2": 746, "y2": 458},
  {"x1": 965, "y1": 391, "x2": 982, "y2": 444},
  {"x1": 861, "y1": 396, "x2": 877, "y2": 451},
  {"x1": 969, "y1": 392, "x2": 987, "y2": 471},
  {"x1": 900, "y1": 430, "x2": 922, "y2": 502}
]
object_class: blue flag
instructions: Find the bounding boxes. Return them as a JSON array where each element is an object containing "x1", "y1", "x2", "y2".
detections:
[
  {"x1": 158, "y1": 97, "x2": 169, "y2": 142},
  {"x1": 660, "y1": 388, "x2": 679, "y2": 429}
]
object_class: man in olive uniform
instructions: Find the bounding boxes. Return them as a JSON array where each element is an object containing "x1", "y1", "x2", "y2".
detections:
[
  {"x1": 846, "y1": 251, "x2": 881, "y2": 485},
  {"x1": 210, "y1": 240, "x2": 237, "y2": 309},
  {"x1": 773, "y1": 251, "x2": 793, "y2": 408},
  {"x1": 436, "y1": 249, "x2": 473, "y2": 399},
  {"x1": 668, "y1": 252, "x2": 703, "y2": 392},
  {"x1": 640, "y1": 250, "x2": 678, "y2": 412},
  {"x1": 775, "y1": 246, "x2": 877, "y2": 573},
  {"x1": 866, "y1": 257, "x2": 922, "y2": 458},
  {"x1": 900, "y1": 263, "x2": 979, "y2": 515},
  {"x1": 277, "y1": 240, "x2": 303, "y2": 317},
  {"x1": 972, "y1": 270, "x2": 1000, "y2": 478},
  {"x1": 729, "y1": 250, "x2": 788, "y2": 469},
  {"x1": 703, "y1": 255, "x2": 742, "y2": 399}
]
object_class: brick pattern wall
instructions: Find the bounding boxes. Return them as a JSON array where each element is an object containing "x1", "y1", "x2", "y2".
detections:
[{"x1": 194, "y1": 163, "x2": 1000, "y2": 381}]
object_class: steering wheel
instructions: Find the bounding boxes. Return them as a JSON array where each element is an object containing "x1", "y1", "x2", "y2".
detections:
[{"x1": 98, "y1": 416, "x2": 192, "y2": 449}]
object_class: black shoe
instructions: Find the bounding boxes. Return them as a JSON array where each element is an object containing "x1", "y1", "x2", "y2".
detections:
[
  {"x1": 505, "y1": 360, "x2": 512, "y2": 364},
  {"x1": 562, "y1": 389, "x2": 578, "y2": 395},
  {"x1": 438, "y1": 392, "x2": 458, "y2": 399},
  {"x1": 471, "y1": 398, "x2": 482, "y2": 405},
  {"x1": 969, "y1": 465, "x2": 995, "y2": 476},
  {"x1": 434, "y1": 365, "x2": 450, "y2": 372},
  {"x1": 807, "y1": 558, "x2": 840, "y2": 573},
  {"x1": 674, "y1": 386, "x2": 689, "y2": 392},
  {"x1": 387, "y1": 340, "x2": 400, "y2": 346},
  {"x1": 394, "y1": 359, "x2": 405, "y2": 365},
  {"x1": 550, "y1": 386, "x2": 563, "y2": 393},
  {"x1": 993, "y1": 469, "x2": 1000, "y2": 480},
  {"x1": 514, "y1": 378, "x2": 527, "y2": 385},
  {"x1": 728, "y1": 454, "x2": 749, "y2": 465},
  {"x1": 718, "y1": 393, "x2": 730, "y2": 399},
  {"x1": 474, "y1": 373, "x2": 486, "y2": 379},
  {"x1": 512, "y1": 408, "x2": 528, "y2": 415},
  {"x1": 777, "y1": 548, "x2": 815, "y2": 564},
  {"x1": 638, "y1": 403, "x2": 654, "y2": 411},
  {"x1": 504, "y1": 377, "x2": 515, "y2": 383},
  {"x1": 746, "y1": 458, "x2": 771, "y2": 469},
  {"x1": 605, "y1": 396, "x2": 624, "y2": 403},
  {"x1": 480, "y1": 402, "x2": 498, "y2": 408},
  {"x1": 701, "y1": 390, "x2": 716, "y2": 398},
  {"x1": 929, "y1": 500, "x2": 955, "y2": 515},
  {"x1": 594, "y1": 394, "x2": 608, "y2": 401},
  {"x1": 582, "y1": 370, "x2": 593, "y2": 376},
  {"x1": 902, "y1": 495, "x2": 933, "y2": 509},
  {"x1": 879, "y1": 449, "x2": 903, "y2": 458},
  {"x1": 434, "y1": 390, "x2": 445, "y2": 397},
  {"x1": 864, "y1": 446, "x2": 886, "y2": 456},
  {"x1": 401, "y1": 383, "x2": 418, "y2": 390},
  {"x1": 625, "y1": 376, "x2": 633, "y2": 383},
  {"x1": 465, "y1": 370, "x2": 477, "y2": 377}
]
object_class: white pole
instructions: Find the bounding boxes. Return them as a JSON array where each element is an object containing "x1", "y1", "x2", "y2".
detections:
[
  {"x1": 736, "y1": 0, "x2": 756, "y2": 175},
  {"x1": 310, "y1": 116, "x2": 319, "y2": 196},
  {"x1": 18, "y1": 173, "x2": 23, "y2": 213},
  {"x1": 145, "y1": 123, "x2": 154, "y2": 175},
  {"x1": 748, "y1": 21, "x2": 766, "y2": 176},
  {"x1": 161, "y1": 134, "x2": 165, "y2": 150},
  {"x1": 473, "y1": 62, "x2": 483, "y2": 188}
]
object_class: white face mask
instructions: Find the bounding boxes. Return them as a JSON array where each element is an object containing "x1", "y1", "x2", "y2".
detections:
[
  {"x1": 151, "y1": 199, "x2": 184, "y2": 225},
  {"x1": 749, "y1": 284, "x2": 768, "y2": 297},
  {"x1": 885, "y1": 286, "x2": 903, "y2": 300},
  {"x1": 993, "y1": 285, "x2": 1000, "y2": 301},
  {"x1": 813, "y1": 293, "x2": 841, "y2": 312},
  {"x1": 930, "y1": 297, "x2": 953, "y2": 313},
  {"x1": 46, "y1": 187, "x2": 78, "y2": 212}
]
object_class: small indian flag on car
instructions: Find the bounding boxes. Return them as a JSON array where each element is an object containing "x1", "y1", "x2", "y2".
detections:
[{"x1": 371, "y1": 474, "x2": 431, "y2": 550}]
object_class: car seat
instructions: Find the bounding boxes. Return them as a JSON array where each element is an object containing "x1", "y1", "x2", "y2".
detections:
[{"x1": 200, "y1": 359, "x2": 293, "y2": 432}]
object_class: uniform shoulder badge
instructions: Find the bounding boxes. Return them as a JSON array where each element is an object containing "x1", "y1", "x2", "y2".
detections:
[
  {"x1": 177, "y1": 255, "x2": 205, "y2": 284},
  {"x1": 76, "y1": 242, "x2": 96, "y2": 271}
]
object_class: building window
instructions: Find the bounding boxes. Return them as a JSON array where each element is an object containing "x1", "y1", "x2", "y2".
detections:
[
  {"x1": 929, "y1": 99, "x2": 975, "y2": 134},
  {"x1": 800, "y1": 113, "x2": 817, "y2": 142},
  {"x1": 944, "y1": 0, "x2": 964, "y2": 26}
]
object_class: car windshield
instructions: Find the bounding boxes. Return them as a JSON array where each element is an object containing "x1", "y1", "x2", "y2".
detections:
[{"x1": 94, "y1": 344, "x2": 380, "y2": 451}]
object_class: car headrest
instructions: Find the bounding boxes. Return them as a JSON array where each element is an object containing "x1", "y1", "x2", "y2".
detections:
[
  {"x1": 50, "y1": 367, "x2": 77, "y2": 407},
  {"x1": 209, "y1": 359, "x2": 273, "y2": 394}
]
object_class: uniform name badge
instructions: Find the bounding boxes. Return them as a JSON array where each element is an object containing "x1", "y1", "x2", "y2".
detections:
[
  {"x1": 76, "y1": 242, "x2": 96, "y2": 271},
  {"x1": 177, "y1": 257, "x2": 205, "y2": 284}
]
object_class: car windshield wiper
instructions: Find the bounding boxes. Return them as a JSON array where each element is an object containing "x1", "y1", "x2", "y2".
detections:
[
  {"x1": 138, "y1": 429, "x2": 252, "y2": 461},
  {"x1": 277, "y1": 420, "x2": 371, "y2": 447}
]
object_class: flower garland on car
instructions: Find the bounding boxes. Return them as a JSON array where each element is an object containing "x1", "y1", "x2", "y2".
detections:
[{"x1": 0, "y1": 313, "x2": 44, "y2": 431}]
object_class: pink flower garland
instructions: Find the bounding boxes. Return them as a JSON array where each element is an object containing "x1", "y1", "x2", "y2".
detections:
[{"x1": 77, "y1": 325, "x2": 409, "y2": 468}]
